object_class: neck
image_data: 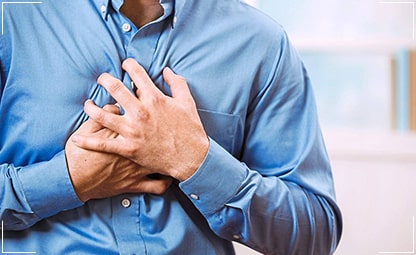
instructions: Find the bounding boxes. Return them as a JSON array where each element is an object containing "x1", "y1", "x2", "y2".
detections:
[{"x1": 120, "y1": 0, "x2": 163, "y2": 28}]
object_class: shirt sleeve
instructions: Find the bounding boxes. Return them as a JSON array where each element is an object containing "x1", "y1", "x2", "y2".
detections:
[
  {"x1": 0, "y1": 42, "x2": 82, "y2": 231},
  {"x1": 0, "y1": 151, "x2": 83, "y2": 231},
  {"x1": 0, "y1": 50, "x2": 4, "y2": 100},
  {"x1": 179, "y1": 32, "x2": 342, "y2": 254}
]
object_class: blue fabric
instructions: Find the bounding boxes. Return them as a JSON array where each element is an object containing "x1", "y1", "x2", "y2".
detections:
[{"x1": 0, "y1": 0, "x2": 342, "y2": 254}]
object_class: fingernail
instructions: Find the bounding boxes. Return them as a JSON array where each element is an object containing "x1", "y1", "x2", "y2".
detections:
[
  {"x1": 84, "y1": 99, "x2": 94, "y2": 106},
  {"x1": 164, "y1": 67, "x2": 173, "y2": 73},
  {"x1": 97, "y1": 73, "x2": 111, "y2": 85}
]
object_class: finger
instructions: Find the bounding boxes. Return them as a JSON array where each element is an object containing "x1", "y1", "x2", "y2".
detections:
[
  {"x1": 79, "y1": 104, "x2": 121, "y2": 134},
  {"x1": 74, "y1": 102, "x2": 113, "y2": 134},
  {"x1": 97, "y1": 72, "x2": 144, "y2": 113},
  {"x1": 122, "y1": 59, "x2": 163, "y2": 100},
  {"x1": 80, "y1": 119, "x2": 103, "y2": 134},
  {"x1": 84, "y1": 100, "x2": 124, "y2": 134},
  {"x1": 103, "y1": 104, "x2": 121, "y2": 114},
  {"x1": 163, "y1": 67, "x2": 193, "y2": 103},
  {"x1": 135, "y1": 176, "x2": 173, "y2": 195},
  {"x1": 71, "y1": 134, "x2": 123, "y2": 155}
]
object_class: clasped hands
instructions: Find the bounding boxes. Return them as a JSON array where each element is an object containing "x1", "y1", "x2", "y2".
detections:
[{"x1": 65, "y1": 59, "x2": 209, "y2": 202}]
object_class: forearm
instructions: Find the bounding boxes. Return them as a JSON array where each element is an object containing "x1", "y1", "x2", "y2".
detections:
[
  {"x1": 0, "y1": 151, "x2": 82, "y2": 231},
  {"x1": 179, "y1": 139, "x2": 342, "y2": 254},
  {"x1": 222, "y1": 173, "x2": 340, "y2": 254}
]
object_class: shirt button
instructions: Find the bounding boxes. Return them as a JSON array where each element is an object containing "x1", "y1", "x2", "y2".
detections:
[
  {"x1": 122, "y1": 23, "x2": 132, "y2": 32},
  {"x1": 232, "y1": 234, "x2": 241, "y2": 240},
  {"x1": 190, "y1": 193, "x2": 199, "y2": 200},
  {"x1": 121, "y1": 198, "x2": 131, "y2": 208},
  {"x1": 173, "y1": 16, "x2": 177, "y2": 24}
]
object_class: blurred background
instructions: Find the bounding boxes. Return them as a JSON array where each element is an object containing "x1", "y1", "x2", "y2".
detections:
[{"x1": 235, "y1": 0, "x2": 416, "y2": 254}]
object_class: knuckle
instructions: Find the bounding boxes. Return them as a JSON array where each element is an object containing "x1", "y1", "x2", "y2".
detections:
[
  {"x1": 96, "y1": 140, "x2": 107, "y2": 151},
  {"x1": 130, "y1": 65, "x2": 146, "y2": 79},
  {"x1": 98, "y1": 74, "x2": 125, "y2": 94},
  {"x1": 147, "y1": 94, "x2": 164, "y2": 107},
  {"x1": 131, "y1": 108, "x2": 150, "y2": 122},
  {"x1": 94, "y1": 110, "x2": 107, "y2": 123},
  {"x1": 124, "y1": 145, "x2": 137, "y2": 158},
  {"x1": 108, "y1": 79, "x2": 125, "y2": 94},
  {"x1": 125, "y1": 126, "x2": 138, "y2": 138}
]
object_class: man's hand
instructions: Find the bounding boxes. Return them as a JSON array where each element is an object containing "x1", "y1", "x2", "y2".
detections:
[
  {"x1": 65, "y1": 104, "x2": 172, "y2": 202},
  {"x1": 72, "y1": 59, "x2": 209, "y2": 181}
]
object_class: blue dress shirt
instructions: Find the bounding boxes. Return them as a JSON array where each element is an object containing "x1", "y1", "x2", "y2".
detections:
[{"x1": 0, "y1": 0, "x2": 342, "y2": 254}]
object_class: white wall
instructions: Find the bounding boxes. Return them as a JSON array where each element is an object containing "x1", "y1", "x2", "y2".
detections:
[
  {"x1": 234, "y1": 130, "x2": 416, "y2": 255},
  {"x1": 326, "y1": 130, "x2": 416, "y2": 255},
  {"x1": 244, "y1": 0, "x2": 258, "y2": 7},
  {"x1": 259, "y1": 0, "x2": 415, "y2": 47}
]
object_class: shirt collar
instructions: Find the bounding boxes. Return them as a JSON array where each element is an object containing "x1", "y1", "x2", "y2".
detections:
[
  {"x1": 94, "y1": 0, "x2": 175, "y2": 23},
  {"x1": 93, "y1": 0, "x2": 110, "y2": 19}
]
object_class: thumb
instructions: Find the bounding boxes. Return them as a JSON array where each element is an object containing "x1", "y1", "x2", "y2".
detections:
[{"x1": 163, "y1": 67, "x2": 193, "y2": 102}]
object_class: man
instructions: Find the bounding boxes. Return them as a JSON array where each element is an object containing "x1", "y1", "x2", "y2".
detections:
[{"x1": 0, "y1": 0, "x2": 342, "y2": 254}]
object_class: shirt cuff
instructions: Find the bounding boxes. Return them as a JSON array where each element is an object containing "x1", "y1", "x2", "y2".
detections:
[
  {"x1": 179, "y1": 138, "x2": 246, "y2": 215},
  {"x1": 18, "y1": 150, "x2": 83, "y2": 219}
]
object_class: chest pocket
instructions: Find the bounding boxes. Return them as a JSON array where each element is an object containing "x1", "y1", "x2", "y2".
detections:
[{"x1": 197, "y1": 109, "x2": 242, "y2": 157}]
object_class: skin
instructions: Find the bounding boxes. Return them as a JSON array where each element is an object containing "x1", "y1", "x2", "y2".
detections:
[
  {"x1": 66, "y1": 59, "x2": 209, "y2": 202},
  {"x1": 120, "y1": 0, "x2": 164, "y2": 28},
  {"x1": 65, "y1": 105, "x2": 173, "y2": 202}
]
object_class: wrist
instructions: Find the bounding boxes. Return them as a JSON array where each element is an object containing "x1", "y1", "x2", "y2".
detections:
[{"x1": 174, "y1": 136, "x2": 209, "y2": 181}]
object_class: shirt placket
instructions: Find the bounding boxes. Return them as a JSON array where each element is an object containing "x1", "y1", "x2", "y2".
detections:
[
  {"x1": 112, "y1": 195, "x2": 146, "y2": 255},
  {"x1": 104, "y1": 3, "x2": 172, "y2": 254},
  {"x1": 102, "y1": 6, "x2": 147, "y2": 255}
]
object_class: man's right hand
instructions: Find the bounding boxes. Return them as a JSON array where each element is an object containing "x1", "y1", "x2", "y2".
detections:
[{"x1": 65, "y1": 104, "x2": 172, "y2": 202}]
